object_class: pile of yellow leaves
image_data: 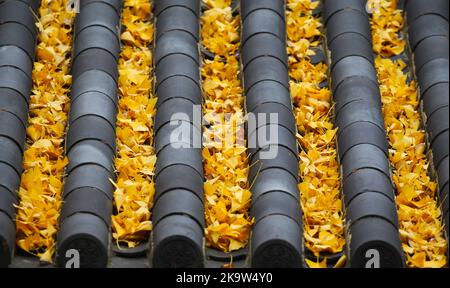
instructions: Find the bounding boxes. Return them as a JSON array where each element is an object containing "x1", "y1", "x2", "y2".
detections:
[
  {"x1": 15, "y1": 0, "x2": 74, "y2": 263},
  {"x1": 370, "y1": 0, "x2": 447, "y2": 268},
  {"x1": 369, "y1": 0, "x2": 405, "y2": 57},
  {"x1": 111, "y1": 0, "x2": 156, "y2": 247},
  {"x1": 201, "y1": 1, "x2": 253, "y2": 252},
  {"x1": 287, "y1": 0, "x2": 346, "y2": 268}
]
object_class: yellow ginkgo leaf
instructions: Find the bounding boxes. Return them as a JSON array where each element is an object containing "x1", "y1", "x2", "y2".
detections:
[
  {"x1": 201, "y1": 2, "x2": 253, "y2": 252},
  {"x1": 287, "y1": 0, "x2": 345, "y2": 262},
  {"x1": 306, "y1": 257, "x2": 327, "y2": 268},
  {"x1": 111, "y1": 0, "x2": 157, "y2": 248}
]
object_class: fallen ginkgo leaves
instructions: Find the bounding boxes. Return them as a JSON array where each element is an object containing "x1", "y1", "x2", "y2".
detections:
[
  {"x1": 201, "y1": 0, "x2": 253, "y2": 252},
  {"x1": 286, "y1": 0, "x2": 346, "y2": 266},
  {"x1": 15, "y1": 0, "x2": 74, "y2": 263},
  {"x1": 370, "y1": 0, "x2": 447, "y2": 268},
  {"x1": 111, "y1": 0, "x2": 156, "y2": 247}
]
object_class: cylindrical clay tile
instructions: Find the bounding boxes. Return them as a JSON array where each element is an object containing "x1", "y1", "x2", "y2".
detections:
[
  {"x1": 242, "y1": 0, "x2": 303, "y2": 267},
  {"x1": 337, "y1": 121, "x2": 389, "y2": 160},
  {"x1": 0, "y1": 66, "x2": 32, "y2": 104},
  {"x1": 0, "y1": 162, "x2": 20, "y2": 198},
  {"x1": 405, "y1": 0, "x2": 449, "y2": 24},
  {"x1": 326, "y1": 9, "x2": 372, "y2": 46},
  {"x1": 155, "y1": 164, "x2": 204, "y2": 203},
  {"x1": 406, "y1": 1, "x2": 449, "y2": 229},
  {"x1": 333, "y1": 77, "x2": 381, "y2": 114},
  {"x1": 242, "y1": 9, "x2": 286, "y2": 46},
  {"x1": 0, "y1": 22, "x2": 36, "y2": 61},
  {"x1": 71, "y1": 48, "x2": 119, "y2": 82},
  {"x1": 251, "y1": 215, "x2": 303, "y2": 268},
  {"x1": 71, "y1": 70, "x2": 118, "y2": 105},
  {"x1": 343, "y1": 168, "x2": 395, "y2": 206},
  {"x1": 407, "y1": 15, "x2": 449, "y2": 51},
  {"x1": 74, "y1": 2, "x2": 120, "y2": 38},
  {"x1": 348, "y1": 217, "x2": 405, "y2": 268},
  {"x1": 251, "y1": 168, "x2": 300, "y2": 201},
  {"x1": 0, "y1": 211, "x2": 15, "y2": 267},
  {"x1": 322, "y1": 0, "x2": 367, "y2": 24},
  {"x1": 0, "y1": 45, "x2": 33, "y2": 77},
  {"x1": 417, "y1": 59, "x2": 449, "y2": 96},
  {"x1": 325, "y1": 0, "x2": 403, "y2": 267},
  {"x1": 80, "y1": 0, "x2": 122, "y2": 15},
  {"x1": 156, "y1": 75, "x2": 202, "y2": 107},
  {"x1": 69, "y1": 91, "x2": 117, "y2": 129},
  {"x1": 241, "y1": 0, "x2": 285, "y2": 22},
  {"x1": 328, "y1": 32, "x2": 374, "y2": 69},
  {"x1": 66, "y1": 140, "x2": 115, "y2": 174},
  {"x1": 0, "y1": 0, "x2": 40, "y2": 13},
  {"x1": 245, "y1": 81, "x2": 292, "y2": 112},
  {"x1": 248, "y1": 102, "x2": 297, "y2": 136},
  {"x1": 155, "y1": 30, "x2": 199, "y2": 65},
  {"x1": 56, "y1": 213, "x2": 110, "y2": 268},
  {"x1": 155, "y1": 0, "x2": 200, "y2": 17},
  {"x1": 66, "y1": 115, "x2": 116, "y2": 153},
  {"x1": 152, "y1": 215, "x2": 203, "y2": 268},
  {"x1": 72, "y1": 25, "x2": 120, "y2": 62},
  {"x1": 0, "y1": 0, "x2": 38, "y2": 267},
  {"x1": 0, "y1": 111, "x2": 26, "y2": 151},
  {"x1": 427, "y1": 106, "x2": 449, "y2": 146},
  {"x1": 0, "y1": 186, "x2": 17, "y2": 219},
  {"x1": 156, "y1": 6, "x2": 199, "y2": 41},
  {"x1": 413, "y1": 36, "x2": 449, "y2": 74},
  {"x1": 241, "y1": 33, "x2": 288, "y2": 69},
  {"x1": 155, "y1": 121, "x2": 201, "y2": 154},
  {"x1": 331, "y1": 56, "x2": 378, "y2": 93},
  {"x1": 151, "y1": 2, "x2": 204, "y2": 268},
  {"x1": 422, "y1": 83, "x2": 449, "y2": 117},
  {"x1": 0, "y1": 0, "x2": 38, "y2": 37},
  {"x1": 56, "y1": 1, "x2": 121, "y2": 268}
]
